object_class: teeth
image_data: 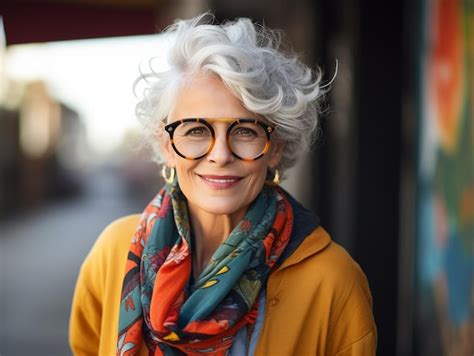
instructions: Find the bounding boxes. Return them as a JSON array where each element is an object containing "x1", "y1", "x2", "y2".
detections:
[{"x1": 204, "y1": 178, "x2": 238, "y2": 183}]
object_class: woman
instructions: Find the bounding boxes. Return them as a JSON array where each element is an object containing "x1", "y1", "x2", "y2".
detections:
[{"x1": 69, "y1": 12, "x2": 377, "y2": 356}]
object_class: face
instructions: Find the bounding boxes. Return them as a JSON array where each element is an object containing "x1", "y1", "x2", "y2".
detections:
[{"x1": 160, "y1": 73, "x2": 284, "y2": 217}]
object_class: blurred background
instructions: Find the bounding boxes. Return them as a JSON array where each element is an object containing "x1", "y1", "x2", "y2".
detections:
[{"x1": 0, "y1": 0, "x2": 472, "y2": 355}]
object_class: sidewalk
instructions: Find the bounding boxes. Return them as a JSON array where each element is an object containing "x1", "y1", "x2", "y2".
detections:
[{"x1": 0, "y1": 167, "x2": 151, "y2": 356}]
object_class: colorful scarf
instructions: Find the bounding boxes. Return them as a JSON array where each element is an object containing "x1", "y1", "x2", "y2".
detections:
[{"x1": 117, "y1": 182, "x2": 293, "y2": 356}]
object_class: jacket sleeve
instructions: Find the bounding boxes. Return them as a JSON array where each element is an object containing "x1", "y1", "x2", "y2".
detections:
[
  {"x1": 68, "y1": 215, "x2": 140, "y2": 356},
  {"x1": 333, "y1": 329, "x2": 377, "y2": 356},
  {"x1": 69, "y1": 222, "x2": 111, "y2": 356},
  {"x1": 329, "y1": 265, "x2": 378, "y2": 356},
  {"x1": 69, "y1": 253, "x2": 103, "y2": 356}
]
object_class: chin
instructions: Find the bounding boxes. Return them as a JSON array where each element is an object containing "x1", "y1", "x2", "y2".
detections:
[
  {"x1": 201, "y1": 201, "x2": 245, "y2": 216},
  {"x1": 191, "y1": 194, "x2": 247, "y2": 216}
]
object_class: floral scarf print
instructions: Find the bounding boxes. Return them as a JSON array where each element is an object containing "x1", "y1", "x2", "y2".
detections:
[{"x1": 117, "y1": 182, "x2": 293, "y2": 356}]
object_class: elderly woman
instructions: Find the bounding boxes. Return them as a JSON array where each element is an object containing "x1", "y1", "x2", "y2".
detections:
[{"x1": 69, "y1": 12, "x2": 376, "y2": 356}]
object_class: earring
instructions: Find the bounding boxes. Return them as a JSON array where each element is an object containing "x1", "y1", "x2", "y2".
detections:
[
  {"x1": 161, "y1": 165, "x2": 175, "y2": 184},
  {"x1": 267, "y1": 169, "x2": 281, "y2": 186}
]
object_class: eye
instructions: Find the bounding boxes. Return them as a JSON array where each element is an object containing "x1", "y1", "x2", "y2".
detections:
[
  {"x1": 233, "y1": 127, "x2": 258, "y2": 137},
  {"x1": 184, "y1": 127, "x2": 210, "y2": 136}
]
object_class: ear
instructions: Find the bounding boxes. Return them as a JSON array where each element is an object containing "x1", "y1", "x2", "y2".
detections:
[
  {"x1": 268, "y1": 140, "x2": 285, "y2": 169},
  {"x1": 158, "y1": 125, "x2": 176, "y2": 168}
]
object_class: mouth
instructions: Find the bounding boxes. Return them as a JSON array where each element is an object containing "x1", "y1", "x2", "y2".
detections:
[{"x1": 197, "y1": 174, "x2": 244, "y2": 189}]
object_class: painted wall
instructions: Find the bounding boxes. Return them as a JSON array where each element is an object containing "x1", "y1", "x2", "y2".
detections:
[{"x1": 417, "y1": 0, "x2": 474, "y2": 354}]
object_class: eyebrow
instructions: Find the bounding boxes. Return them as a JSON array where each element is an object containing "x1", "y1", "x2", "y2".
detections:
[
  {"x1": 179, "y1": 117, "x2": 260, "y2": 122},
  {"x1": 168, "y1": 117, "x2": 275, "y2": 131}
]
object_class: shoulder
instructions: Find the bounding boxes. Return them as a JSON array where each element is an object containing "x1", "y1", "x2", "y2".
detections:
[
  {"x1": 296, "y1": 227, "x2": 371, "y2": 295},
  {"x1": 280, "y1": 226, "x2": 374, "y2": 326},
  {"x1": 86, "y1": 214, "x2": 141, "y2": 264},
  {"x1": 301, "y1": 228, "x2": 376, "y2": 351},
  {"x1": 262, "y1": 227, "x2": 377, "y2": 354},
  {"x1": 78, "y1": 214, "x2": 141, "y2": 294},
  {"x1": 93, "y1": 214, "x2": 141, "y2": 252}
]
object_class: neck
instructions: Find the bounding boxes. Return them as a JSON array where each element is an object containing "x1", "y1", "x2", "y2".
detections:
[{"x1": 187, "y1": 203, "x2": 246, "y2": 280}]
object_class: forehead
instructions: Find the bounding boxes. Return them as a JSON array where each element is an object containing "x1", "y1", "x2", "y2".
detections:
[{"x1": 169, "y1": 73, "x2": 261, "y2": 122}]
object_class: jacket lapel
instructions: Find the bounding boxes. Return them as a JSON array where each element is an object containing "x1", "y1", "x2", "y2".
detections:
[{"x1": 277, "y1": 226, "x2": 331, "y2": 270}]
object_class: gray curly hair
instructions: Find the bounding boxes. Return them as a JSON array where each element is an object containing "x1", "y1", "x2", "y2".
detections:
[{"x1": 135, "y1": 11, "x2": 326, "y2": 178}]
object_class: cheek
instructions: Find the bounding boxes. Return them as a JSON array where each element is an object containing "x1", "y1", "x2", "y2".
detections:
[
  {"x1": 174, "y1": 161, "x2": 198, "y2": 189},
  {"x1": 247, "y1": 160, "x2": 270, "y2": 189}
]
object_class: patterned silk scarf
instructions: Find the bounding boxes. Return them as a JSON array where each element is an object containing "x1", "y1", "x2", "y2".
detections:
[{"x1": 117, "y1": 182, "x2": 293, "y2": 356}]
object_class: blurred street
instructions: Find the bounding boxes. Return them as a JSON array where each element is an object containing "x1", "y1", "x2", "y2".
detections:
[{"x1": 0, "y1": 167, "x2": 157, "y2": 356}]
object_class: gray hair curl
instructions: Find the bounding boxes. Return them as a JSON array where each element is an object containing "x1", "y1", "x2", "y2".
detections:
[{"x1": 135, "y1": 11, "x2": 326, "y2": 177}]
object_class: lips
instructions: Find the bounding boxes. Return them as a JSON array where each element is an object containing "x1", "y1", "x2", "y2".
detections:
[{"x1": 198, "y1": 174, "x2": 244, "y2": 189}]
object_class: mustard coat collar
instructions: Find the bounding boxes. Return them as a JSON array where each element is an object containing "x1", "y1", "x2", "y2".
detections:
[{"x1": 275, "y1": 190, "x2": 331, "y2": 271}]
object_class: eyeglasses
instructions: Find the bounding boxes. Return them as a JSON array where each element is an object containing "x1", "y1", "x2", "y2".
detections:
[{"x1": 164, "y1": 118, "x2": 275, "y2": 161}]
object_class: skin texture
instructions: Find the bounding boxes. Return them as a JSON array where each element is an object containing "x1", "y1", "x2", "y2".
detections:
[{"x1": 160, "y1": 73, "x2": 284, "y2": 278}]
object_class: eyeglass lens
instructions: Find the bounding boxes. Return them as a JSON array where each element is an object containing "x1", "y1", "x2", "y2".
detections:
[{"x1": 173, "y1": 121, "x2": 268, "y2": 159}]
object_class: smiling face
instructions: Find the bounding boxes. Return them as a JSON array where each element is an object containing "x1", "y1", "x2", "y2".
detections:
[{"x1": 161, "y1": 73, "x2": 284, "y2": 218}]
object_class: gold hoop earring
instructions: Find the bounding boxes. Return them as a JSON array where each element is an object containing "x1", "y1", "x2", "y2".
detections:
[
  {"x1": 161, "y1": 166, "x2": 175, "y2": 184},
  {"x1": 267, "y1": 169, "x2": 281, "y2": 186}
]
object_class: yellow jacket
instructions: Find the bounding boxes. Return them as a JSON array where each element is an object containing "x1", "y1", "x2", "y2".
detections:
[{"x1": 69, "y1": 215, "x2": 377, "y2": 355}]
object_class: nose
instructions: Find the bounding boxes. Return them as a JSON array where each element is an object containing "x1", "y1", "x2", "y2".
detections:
[{"x1": 206, "y1": 129, "x2": 234, "y2": 166}]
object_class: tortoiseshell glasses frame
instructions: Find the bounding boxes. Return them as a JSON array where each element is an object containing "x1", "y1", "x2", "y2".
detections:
[{"x1": 163, "y1": 118, "x2": 275, "y2": 161}]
